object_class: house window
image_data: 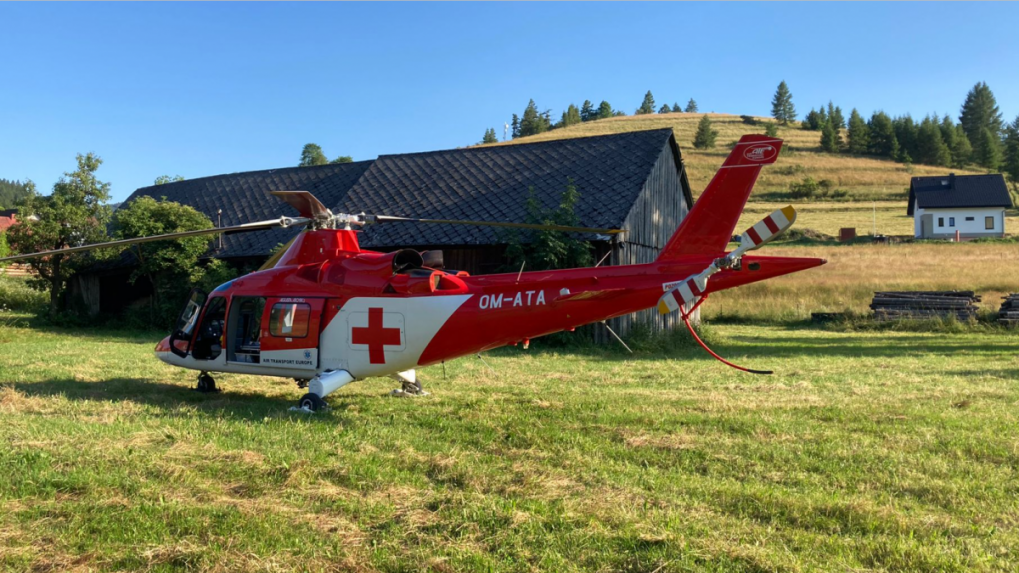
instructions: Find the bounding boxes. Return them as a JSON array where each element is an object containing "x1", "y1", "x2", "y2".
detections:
[
  {"x1": 949, "y1": 217, "x2": 955, "y2": 227},
  {"x1": 965, "y1": 217, "x2": 975, "y2": 221},
  {"x1": 269, "y1": 303, "x2": 311, "y2": 338},
  {"x1": 986, "y1": 216, "x2": 995, "y2": 230},
  {"x1": 938, "y1": 217, "x2": 944, "y2": 227}
]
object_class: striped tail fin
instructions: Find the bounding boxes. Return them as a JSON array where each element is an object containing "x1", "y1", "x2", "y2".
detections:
[{"x1": 658, "y1": 134, "x2": 783, "y2": 260}]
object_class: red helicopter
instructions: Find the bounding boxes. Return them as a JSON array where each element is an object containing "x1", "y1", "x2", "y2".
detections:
[{"x1": 3, "y1": 135, "x2": 824, "y2": 411}]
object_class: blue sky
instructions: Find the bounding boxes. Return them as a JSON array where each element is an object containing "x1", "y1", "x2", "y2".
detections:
[{"x1": 1, "y1": 2, "x2": 1017, "y2": 202}]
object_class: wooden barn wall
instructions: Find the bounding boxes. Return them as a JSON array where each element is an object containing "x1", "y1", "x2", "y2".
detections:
[{"x1": 598, "y1": 141, "x2": 691, "y2": 342}]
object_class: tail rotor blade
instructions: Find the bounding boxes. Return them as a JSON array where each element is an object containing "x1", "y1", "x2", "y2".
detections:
[{"x1": 733, "y1": 205, "x2": 797, "y2": 256}]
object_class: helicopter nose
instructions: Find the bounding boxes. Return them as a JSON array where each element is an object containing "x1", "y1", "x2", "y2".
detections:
[{"x1": 155, "y1": 336, "x2": 173, "y2": 363}]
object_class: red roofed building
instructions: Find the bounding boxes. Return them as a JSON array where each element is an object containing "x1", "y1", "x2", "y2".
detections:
[{"x1": 0, "y1": 209, "x2": 17, "y2": 233}]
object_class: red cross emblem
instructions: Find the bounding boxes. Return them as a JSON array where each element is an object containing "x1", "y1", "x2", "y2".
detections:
[{"x1": 351, "y1": 307, "x2": 402, "y2": 364}]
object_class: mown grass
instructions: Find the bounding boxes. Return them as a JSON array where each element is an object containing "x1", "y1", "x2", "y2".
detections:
[
  {"x1": 707, "y1": 242, "x2": 1019, "y2": 322},
  {"x1": 2, "y1": 319, "x2": 1019, "y2": 572},
  {"x1": 492, "y1": 113, "x2": 989, "y2": 201}
]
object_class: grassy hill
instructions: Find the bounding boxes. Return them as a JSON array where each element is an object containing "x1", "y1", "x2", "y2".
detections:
[
  {"x1": 491, "y1": 113, "x2": 1004, "y2": 236},
  {"x1": 492, "y1": 113, "x2": 987, "y2": 201}
]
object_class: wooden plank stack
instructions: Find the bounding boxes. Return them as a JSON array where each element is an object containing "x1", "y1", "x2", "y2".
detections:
[
  {"x1": 871, "y1": 291, "x2": 980, "y2": 321},
  {"x1": 998, "y1": 294, "x2": 1019, "y2": 325}
]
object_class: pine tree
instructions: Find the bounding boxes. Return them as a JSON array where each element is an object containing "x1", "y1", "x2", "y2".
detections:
[
  {"x1": 1003, "y1": 115, "x2": 1019, "y2": 189},
  {"x1": 893, "y1": 115, "x2": 919, "y2": 162},
  {"x1": 672, "y1": 102, "x2": 682, "y2": 112},
  {"x1": 915, "y1": 116, "x2": 952, "y2": 166},
  {"x1": 658, "y1": 104, "x2": 671, "y2": 114},
  {"x1": 764, "y1": 123, "x2": 779, "y2": 137},
  {"x1": 685, "y1": 98, "x2": 698, "y2": 113},
  {"x1": 560, "y1": 104, "x2": 582, "y2": 127},
  {"x1": 597, "y1": 101, "x2": 613, "y2": 120},
  {"x1": 519, "y1": 99, "x2": 547, "y2": 137},
  {"x1": 803, "y1": 108, "x2": 822, "y2": 130},
  {"x1": 820, "y1": 122, "x2": 839, "y2": 153},
  {"x1": 771, "y1": 81, "x2": 796, "y2": 125},
  {"x1": 637, "y1": 90, "x2": 656, "y2": 115},
  {"x1": 580, "y1": 100, "x2": 595, "y2": 122},
  {"x1": 511, "y1": 114, "x2": 520, "y2": 139},
  {"x1": 693, "y1": 115, "x2": 717, "y2": 149},
  {"x1": 867, "y1": 111, "x2": 899, "y2": 158},
  {"x1": 482, "y1": 128, "x2": 498, "y2": 144},
  {"x1": 846, "y1": 108, "x2": 869, "y2": 155},
  {"x1": 940, "y1": 115, "x2": 972, "y2": 167},
  {"x1": 827, "y1": 102, "x2": 845, "y2": 131},
  {"x1": 975, "y1": 128, "x2": 1002, "y2": 169},
  {"x1": 959, "y1": 82, "x2": 1004, "y2": 166}
]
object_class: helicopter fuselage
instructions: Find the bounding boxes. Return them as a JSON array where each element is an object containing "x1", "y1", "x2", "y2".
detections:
[{"x1": 155, "y1": 228, "x2": 824, "y2": 383}]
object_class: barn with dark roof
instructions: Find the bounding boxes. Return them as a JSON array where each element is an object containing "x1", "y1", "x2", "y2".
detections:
[
  {"x1": 75, "y1": 128, "x2": 693, "y2": 335},
  {"x1": 908, "y1": 173, "x2": 1012, "y2": 239}
]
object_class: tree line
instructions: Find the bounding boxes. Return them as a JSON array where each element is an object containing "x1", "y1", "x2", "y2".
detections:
[
  {"x1": 483, "y1": 90, "x2": 700, "y2": 143},
  {"x1": 774, "y1": 80, "x2": 1019, "y2": 178},
  {"x1": 0, "y1": 179, "x2": 35, "y2": 210}
]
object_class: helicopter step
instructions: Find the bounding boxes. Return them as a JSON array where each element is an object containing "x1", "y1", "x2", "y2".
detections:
[
  {"x1": 389, "y1": 369, "x2": 426, "y2": 397},
  {"x1": 299, "y1": 369, "x2": 355, "y2": 411}
]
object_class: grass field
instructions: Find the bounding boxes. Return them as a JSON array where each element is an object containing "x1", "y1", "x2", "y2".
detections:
[
  {"x1": 492, "y1": 113, "x2": 990, "y2": 202},
  {"x1": 2, "y1": 319, "x2": 1019, "y2": 572},
  {"x1": 708, "y1": 242, "x2": 1019, "y2": 321}
]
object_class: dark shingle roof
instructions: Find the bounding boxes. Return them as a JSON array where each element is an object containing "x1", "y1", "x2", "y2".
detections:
[
  {"x1": 123, "y1": 162, "x2": 373, "y2": 257},
  {"x1": 908, "y1": 174, "x2": 1012, "y2": 215},
  {"x1": 117, "y1": 128, "x2": 687, "y2": 256},
  {"x1": 344, "y1": 129, "x2": 686, "y2": 247}
]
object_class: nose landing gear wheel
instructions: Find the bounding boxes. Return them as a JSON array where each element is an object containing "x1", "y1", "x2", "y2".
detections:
[
  {"x1": 195, "y1": 372, "x2": 219, "y2": 393},
  {"x1": 299, "y1": 393, "x2": 328, "y2": 412}
]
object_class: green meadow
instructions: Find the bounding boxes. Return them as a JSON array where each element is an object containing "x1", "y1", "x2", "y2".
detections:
[{"x1": 2, "y1": 315, "x2": 1017, "y2": 572}]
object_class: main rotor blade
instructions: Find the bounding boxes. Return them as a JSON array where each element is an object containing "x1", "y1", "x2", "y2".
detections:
[
  {"x1": 371, "y1": 215, "x2": 625, "y2": 235},
  {"x1": 270, "y1": 191, "x2": 331, "y2": 220},
  {"x1": 0, "y1": 217, "x2": 310, "y2": 263}
]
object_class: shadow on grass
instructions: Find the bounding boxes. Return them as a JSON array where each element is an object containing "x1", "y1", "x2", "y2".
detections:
[{"x1": 10, "y1": 377, "x2": 346, "y2": 422}]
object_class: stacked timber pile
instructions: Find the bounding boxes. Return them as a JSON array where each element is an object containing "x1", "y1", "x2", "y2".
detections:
[
  {"x1": 871, "y1": 291, "x2": 980, "y2": 321},
  {"x1": 998, "y1": 294, "x2": 1019, "y2": 325}
]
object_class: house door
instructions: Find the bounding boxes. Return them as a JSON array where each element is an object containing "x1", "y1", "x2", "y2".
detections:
[
  {"x1": 920, "y1": 214, "x2": 934, "y2": 238},
  {"x1": 259, "y1": 297, "x2": 326, "y2": 371}
]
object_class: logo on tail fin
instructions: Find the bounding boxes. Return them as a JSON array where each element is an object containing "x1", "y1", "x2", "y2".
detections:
[{"x1": 744, "y1": 144, "x2": 777, "y2": 162}]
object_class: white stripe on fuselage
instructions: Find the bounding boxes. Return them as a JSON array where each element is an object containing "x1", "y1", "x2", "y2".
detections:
[{"x1": 319, "y1": 294, "x2": 472, "y2": 379}]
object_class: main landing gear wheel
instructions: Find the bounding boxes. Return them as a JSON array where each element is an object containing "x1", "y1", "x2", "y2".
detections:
[
  {"x1": 195, "y1": 372, "x2": 219, "y2": 393},
  {"x1": 299, "y1": 393, "x2": 328, "y2": 412}
]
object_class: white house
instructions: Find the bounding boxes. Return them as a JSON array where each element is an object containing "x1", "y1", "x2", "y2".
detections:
[{"x1": 908, "y1": 173, "x2": 1012, "y2": 239}]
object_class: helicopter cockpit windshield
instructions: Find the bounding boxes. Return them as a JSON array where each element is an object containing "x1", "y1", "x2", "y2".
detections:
[{"x1": 169, "y1": 288, "x2": 207, "y2": 358}]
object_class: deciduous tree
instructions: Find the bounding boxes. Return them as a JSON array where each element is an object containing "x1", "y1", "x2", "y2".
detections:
[
  {"x1": 6, "y1": 153, "x2": 112, "y2": 319},
  {"x1": 299, "y1": 143, "x2": 328, "y2": 167},
  {"x1": 112, "y1": 196, "x2": 214, "y2": 325},
  {"x1": 154, "y1": 175, "x2": 185, "y2": 185}
]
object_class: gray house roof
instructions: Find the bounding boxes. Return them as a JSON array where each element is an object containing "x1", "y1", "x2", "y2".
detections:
[
  {"x1": 119, "y1": 128, "x2": 690, "y2": 257},
  {"x1": 908, "y1": 173, "x2": 1013, "y2": 216}
]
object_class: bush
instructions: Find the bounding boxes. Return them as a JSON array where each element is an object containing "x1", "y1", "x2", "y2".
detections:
[
  {"x1": 0, "y1": 275, "x2": 47, "y2": 312},
  {"x1": 740, "y1": 115, "x2": 758, "y2": 126},
  {"x1": 788, "y1": 177, "x2": 848, "y2": 200}
]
